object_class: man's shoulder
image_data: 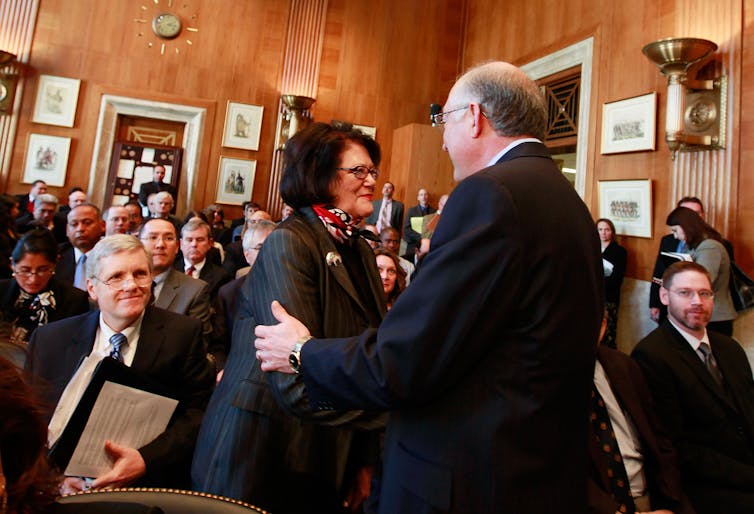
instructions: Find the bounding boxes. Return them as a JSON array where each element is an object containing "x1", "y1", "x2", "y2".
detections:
[
  {"x1": 633, "y1": 323, "x2": 680, "y2": 357},
  {"x1": 34, "y1": 310, "x2": 95, "y2": 339}
]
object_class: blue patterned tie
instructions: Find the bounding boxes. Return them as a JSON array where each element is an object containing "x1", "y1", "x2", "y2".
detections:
[
  {"x1": 109, "y1": 333, "x2": 127, "y2": 362},
  {"x1": 74, "y1": 254, "x2": 87, "y2": 291}
]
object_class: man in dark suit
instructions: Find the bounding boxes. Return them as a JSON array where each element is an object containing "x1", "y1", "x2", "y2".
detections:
[
  {"x1": 16, "y1": 194, "x2": 67, "y2": 244},
  {"x1": 56, "y1": 204, "x2": 105, "y2": 290},
  {"x1": 14, "y1": 179, "x2": 47, "y2": 219},
  {"x1": 254, "y1": 61, "x2": 604, "y2": 514},
  {"x1": 175, "y1": 218, "x2": 231, "y2": 302},
  {"x1": 633, "y1": 261, "x2": 754, "y2": 514},
  {"x1": 402, "y1": 188, "x2": 435, "y2": 260},
  {"x1": 138, "y1": 165, "x2": 176, "y2": 214},
  {"x1": 26, "y1": 234, "x2": 214, "y2": 490},
  {"x1": 366, "y1": 181, "x2": 404, "y2": 235},
  {"x1": 54, "y1": 187, "x2": 86, "y2": 230}
]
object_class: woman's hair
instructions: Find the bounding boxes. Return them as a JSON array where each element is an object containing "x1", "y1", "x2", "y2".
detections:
[
  {"x1": 374, "y1": 248, "x2": 406, "y2": 306},
  {"x1": 666, "y1": 206, "x2": 722, "y2": 249},
  {"x1": 280, "y1": 122, "x2": 381, "y2": 208},
  {"x1": 0, "y1": 194, "x2": 18, "y2": 233},
  {"x1": 0, "y1": 357, "x2": 60, "y2": 513},
  {"x1": 596, "y1": 218, "x2": 616, "y2": 236},
  {"x1": 11, "y1": 229, "x2": 58, "y2": 265},
  {"x1": 182, "y1": 210, "x2": 209, "y2": 225}
]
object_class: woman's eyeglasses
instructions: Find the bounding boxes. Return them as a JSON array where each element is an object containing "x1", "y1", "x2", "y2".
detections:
[{"x1": 337, "y1": 165, "x2": 380, "y2": 180}]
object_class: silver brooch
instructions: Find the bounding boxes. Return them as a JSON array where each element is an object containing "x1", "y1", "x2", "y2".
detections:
[{"x1": 325, "y1": 251, "x2": 342, "y2": 267}]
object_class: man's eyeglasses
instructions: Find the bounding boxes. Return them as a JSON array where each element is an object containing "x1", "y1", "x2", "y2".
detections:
[
  {"x1": 431, "y1": 105, "x2": 469, "y2": 126},
  {"x1": 94, "y1": 272, "x2": 153, "y2": 289},
  {"x1": 669, "y1": 288, "x2": 715, "y2": 300},
  {"x1": 140, "y1": 234, "x2": 177, "y2": 244},
  {"x1": 14, "y1": 266, "x2": 55, "y2": 279},
  {"x1": 337, "y1": 165, "x2": 380, "y2": 181}
]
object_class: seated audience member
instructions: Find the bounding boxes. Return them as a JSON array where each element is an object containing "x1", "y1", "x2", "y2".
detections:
[
  {"x1": 421, "y1": 193, "x2": 448, "y2": 240},
  {"x1": 139, "y1": 218, "x2": 212, "y2": 345},
  {"x1": 17, "y1": 194, "x2": 67, "y2": 243},
  {"x1": 228, "y1": 201, "x2": 260, "y2": 234},
  {"x1": 589, "y1": 312, "x2": 690, "y2": 514},
  {"x1": 53, "y1": 187, "x2": 87, "y2": 230},
  {"x1": 280, "y1": 203, "x2": 295, "y2": 222},
  {"x1": 26, "y1": 235, "x2": 214, "y2": 490},
  {"x1": 180, "y1": 210, "x2": 222, "y2": 265},
  {"x1": 138, "y1": 164, "x2": 176, "y2": 213},
  {"x1": 203, "y1": 204, "x2": 229, "y2": 244},
  {"x1": 374, "y1": 248, "x2": 406, "y2": 310},
  {"x1": 15, "y1": 179, "x2": 47, "y2": 220},
  {"x1": 147, "y1": 192, "x2": 181, "y2": 230},
  {"x1": 103, "y1": 205, "x2": 130, "y2": 236},
  {"x1": 632, "y1": 261, "x2": 754, "y2": 514},
  {"x1": 210, "y1": 219, "x2": 276, "y2": 374},
  {"x1": 597, "y1": 218, "x2": 627, "y2": 349},
  {"x1": 124, "y1": 200, "x2": 145, "y2": 236},
  {"x1": 176, "y1": 219, "x2": 231, "y2": 301},
  {"x1": 230, "y1": 203, "x2": 270, "y2": 242},
  {"x1": 0, "y1": 194, "x2": 20, "y2": 280},
  {"x1": 222, "y1": 211, "x2": 273, "y2": 277},
  {"x1": 56, "y1": 204, "x2": 105, "y2": 291},
  {"x1": 0, "y1": 230, "x2": 89, "y2": 368},
  {"x1": 379, "y1": 226, "x2": 414, "y2": 284}
]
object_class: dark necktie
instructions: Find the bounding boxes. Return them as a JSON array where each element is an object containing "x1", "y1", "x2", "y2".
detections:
[
  {"x1": 186, "y1": 265, "x2": 196, "y2": 278},
  {"x1": 698, "y1": 342, "x2": 724, "y2": 387},
  {"x1": 590, "y1": 385, "x2": 635, "y2": 514},
  {"x1": 109, "y1": 332, "x2": 127, "y2": 362}
]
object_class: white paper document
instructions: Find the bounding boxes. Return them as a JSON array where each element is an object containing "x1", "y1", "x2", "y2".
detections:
[{"x1": 64, "y1": 381, "x2": 178, "y2": 478}]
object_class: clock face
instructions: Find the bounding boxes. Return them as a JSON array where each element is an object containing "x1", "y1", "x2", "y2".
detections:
[{"x1": 152, "y1": 12, "x2": 182, "y2": 40}]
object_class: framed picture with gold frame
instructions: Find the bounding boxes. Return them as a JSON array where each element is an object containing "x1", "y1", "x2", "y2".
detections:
[
  {"x1": 216, "y1": 156, "x2": 256, "y2": 205},
  {"x1": 221, "y1": 101, "x2": 263, "y2": 151},
  {"x1": 598, "y1": 179, "x2": 652, "y2": 238},
  {"x1": 23, "y1": 134, "x2": 71, "y2": 187},
  {"x1": 32, "y1": 75, "x2": 81, "y2": 127}
]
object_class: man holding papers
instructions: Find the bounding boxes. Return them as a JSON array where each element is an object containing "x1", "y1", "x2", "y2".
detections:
[{"x1": 26, "y1": 234, "x2": 214, "y2": 490}]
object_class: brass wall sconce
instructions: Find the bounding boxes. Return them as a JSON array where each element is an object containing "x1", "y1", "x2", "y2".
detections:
[
  {"x1": 0, "y1": 50, "x2": 19, "y2": 114},
  {"x1": 643, "y1": 37, "x2": 727, "y2": 159},
  {"x1": 276, "y1": 94, "x2": 315, "y2": 149}
]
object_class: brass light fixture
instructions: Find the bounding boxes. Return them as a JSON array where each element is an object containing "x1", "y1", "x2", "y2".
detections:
[
  {"x1": 0, "y1": 50, "x2": 19, "y2": 114},
  {"x1": 276, "y1": 94, "x2": 315, "y2": 149},
  {"x1": 642, "y1": 37, "x2": 726, "y2": 159}
]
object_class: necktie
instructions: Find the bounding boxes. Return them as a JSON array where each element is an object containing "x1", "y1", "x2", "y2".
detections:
[
  {"x1": 74, "y1": 254, "x2": 87, "y2": 291},
  {"x1": 590, "y1": 385, "x2": 635, "y2": 514},
  {"x1": 186, "y1": 265, "x2": 196, "y2": 278},
  {"x1": 109, "y1": 332, "x2": 127, "y2": 362},
  {"x1": 698, "y1": 342, "x2": 724, "y2": 387},
  {"x1": 677, "y1": 240, "x2": 687, "y2": 253},
  {"x1": 377, "y1": 200, "x2": 390, "y2": 233}
]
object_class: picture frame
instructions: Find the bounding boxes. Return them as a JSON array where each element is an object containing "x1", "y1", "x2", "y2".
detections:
[
  {"x1": 32, "y1": 75, "x2": 81, "y2": 127},
  {"x1": 222, "y1": 101, "x2": 264, "y2": 151},
  {"x1": 353, "y1": 124, "x2": 377, "y2": 139},
  {"x1": 216, "y1": 157, "x2": 256, "y2": 205},
  {"x1": 598, "y1": 179, "x2": 652, "y2": 238},
  {"x1": 600, "y1": 92, "x2": 656, "y2": 154},
  {"x1": 23, "y1": 134, "x2": 71, "y2": 187}
]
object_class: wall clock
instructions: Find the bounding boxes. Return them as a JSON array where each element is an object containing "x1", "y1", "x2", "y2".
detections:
[
  {"x1": 152, "y1": 12, "x2": 182, "y2": 39},
  {"x1": 134, "y1": 0, "x2": 198, "y2": 55}
]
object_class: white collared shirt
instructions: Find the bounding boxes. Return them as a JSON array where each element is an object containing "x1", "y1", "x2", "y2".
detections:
[
  {"x1": 668, "y1": 318, "x2": 711, "y2": 363},
  {"x1": 486, "y1": 138, "x2": 542, "y2": 167},
  {"x1": 184, "y1": 258, "x2": 206, "y2": 279}
]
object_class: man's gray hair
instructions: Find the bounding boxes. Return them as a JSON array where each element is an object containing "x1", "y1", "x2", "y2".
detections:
[
  {"x1": 181, "y1": 218, "x2": 212, "y2": 239},
  {"x1": 154, "y1": 191, "x2": 174, "y2": 206},
  {"x1": 87, "y1": 234, "x2": 152, "y2": 278},
  {"x1": 34, "y1": 194, "x2": 58, "y2": 209},
  {"x1": 242, "y1": 219, "x2": 276, "y2": 251},
  {"x1": 458, "y1": 61, "x2": 547, "y2": 141}
]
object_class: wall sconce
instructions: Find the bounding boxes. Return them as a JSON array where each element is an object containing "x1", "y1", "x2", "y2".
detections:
[
  {"x1": 0, "y1": 50, "x2": 19, "y2": 114},
  {"x1": 642, "y1": 37, "x2": 726, "y2": 159},
  {"x1": 276, "y1": 94, "x2": 315, "y2": 149}
]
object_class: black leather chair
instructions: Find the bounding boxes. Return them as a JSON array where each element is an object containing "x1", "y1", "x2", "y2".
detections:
[{"x1": 57, "y1": 488, "x2": 269, "y2": 514}]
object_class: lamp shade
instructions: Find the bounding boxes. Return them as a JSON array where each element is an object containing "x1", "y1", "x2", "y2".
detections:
[{"x1": 642, "y1": 37, "x2": 717, "y2": 75}]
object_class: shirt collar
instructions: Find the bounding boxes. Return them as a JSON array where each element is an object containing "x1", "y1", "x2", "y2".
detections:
[
  {"x1": 154, "y1": 269, "x2": 170, "y2": 285},
  {"x1": 185, "y1": 258, "x2": 206, "y2": 274},
  {"x1": 668, "y1": 318, "x2": 710, "y2": 353},
  {"x1": 98, "y1": 311, "x2": 145, "y2": 348},
  {"x1": 486, "y1": 138, "x2": 542, "y2": 167}
]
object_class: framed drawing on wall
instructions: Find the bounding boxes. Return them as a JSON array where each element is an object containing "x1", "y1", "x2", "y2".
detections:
[
  {"x1": 32, "y1": 75, "x2": 81, "y2": 127},
  {"x1": 598, "y1": 179, "x2": 652, "y2": 238},
  {"x1": 222, "y1": 101, "x2": 264, "y2": 151},
  {"x1": 216, "y1": 157, "x2": 256, "y2": 205},
  {"x1": 600, "y1": 92, "x2": 656, "y2": 154},
  {"x1": 22, "y1": 134, "x2": 71, "y2": 187}
]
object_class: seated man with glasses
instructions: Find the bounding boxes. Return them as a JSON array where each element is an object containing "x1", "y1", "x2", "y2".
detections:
[
  {"x1": 26, "y1": 234, "x2": 214, "y2": 491},
  {"x1": 632, "y1": 261, "x2": 754, "y2": 514}
]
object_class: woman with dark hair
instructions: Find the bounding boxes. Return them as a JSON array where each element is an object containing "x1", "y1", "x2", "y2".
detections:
[
  {"x1": 0, "y1": 194, "x2": 20, "y2": 280},
  {"x1": 0, "y1": 229, "x2": 89, "y2": 367},
  {"x1": 666, "y1": 206, "x2": 736, "y2": 335},
  {"x1": 374, "y1": 248, "x2": 406, "y2": 310},
  {"x1": 193, "y1": 122, "x2": 385, "y2": 513},
  {"x1": 597, "y1": 218, "x2": 626, "y2": 348}
]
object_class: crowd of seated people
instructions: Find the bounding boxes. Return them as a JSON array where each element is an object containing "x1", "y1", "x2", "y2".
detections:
[{"x1": 4, "y1": 164, "x2": 753, "y2": 514}]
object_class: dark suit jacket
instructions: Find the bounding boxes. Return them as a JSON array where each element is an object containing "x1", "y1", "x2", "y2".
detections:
[
  {"x1": 17, "y1": 218, "x2": 67, "y2": 244},
  {"x1": 632, "y1": 321, "x2": 754, "y2": 514},
  {"x1": 192, "y1": 208, "x2": 385, "y2": 512},
  {"x1": 26, "y1": 307, "x2": 214, "y2": 487},
  {"x1": 55, "y1": 244, "x2": 78, "y2": 287},
  {"x1": 365, "y1": 198, "x2": 405, "y2": 232},
  {"x1": 208, "y1": 275, "x2": 244, "y2": 371},
  {"x1": 602, "y1": 240, "x2": 627, "y2": 304},
  {"x1": 220, "y1": 240, "x2": 246, "y2": 277},
  {"x1": 588, "y1": 346, "x2": 691, "y2": 514},
  {"x1": 402, "y1": 203, "x2": 435, "y2": 259},
  {"x1": 295, "y1": 142, "x2": 604, "y2": 514},
  {"x1": 173, "y1": 256, "x2": 231, "y2": 302},
  {"x1": 138, "y1": 182, "x2": 177, "y2": 213},
  {"x1": 0, "y1": 277, "x2": 89, "y2": 322},
  {"x1": 649, "y1": 234, "x2": 682, "y2": 319}
]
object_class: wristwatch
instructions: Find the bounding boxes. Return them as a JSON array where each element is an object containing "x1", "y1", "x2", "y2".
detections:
[{"x1": 289, "y1": 335, "x2": 312, "y2": 373}]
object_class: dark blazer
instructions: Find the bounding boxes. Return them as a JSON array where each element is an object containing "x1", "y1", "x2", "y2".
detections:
[
  {"x1": 138, "y1": 182, "x2": 177, "y2": 213},
  {"x1": 173, "y1": 256, "x2": 231, "y2": 302},
  {"x1": 649, "y1": 234, "x2": 684, "y2": 319},
  {"x1": 402, "y1": 203, "x2": 435, "y2": 259},
  {"x1": 365, "y1": 198, "x2": 405, "y2": 232},
  {"x1": 602, "y1": 240, "x2": 627, "y2": 304},
  {"x1": 56, "y1": 244, "x2": 77, "y2": 286},
  {"x1": 632, "y1": 321, "x2": 754, "y2": 514},
  {"x1": 588, "y1": 346, "x2": 691, "y2": 514},
  {"x1": 208, "y1": 276, "x2": 244, "y2": 371},
  {"x1": 26, "y1": 307, "x2": 214, "y2": 487},
  {"x1": 295, "y1": 142, "x2": 604, "y2": 513},
  {"x1": 192, "y1": 208, "x2": 386, "y2": 513},
  {"x1": 220, "y1": 240, "x2": 246, "y2": 277},
  {"x1": 17, "y1": 218, "x2": 67, "y2": 244}
]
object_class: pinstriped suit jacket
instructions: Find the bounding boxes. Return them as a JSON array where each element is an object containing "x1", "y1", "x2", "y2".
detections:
[{"x1": 192, "y1": 207, "x2": 386, "y2": 510}]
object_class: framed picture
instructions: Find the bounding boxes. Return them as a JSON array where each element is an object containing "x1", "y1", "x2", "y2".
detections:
[
  {"x1": 600, "y1": 92, "x2": 656, "y2": 154},
  {"x1": 222, "y1": 101, "x2": 264, "y2": 151},
  {"x1": 216, "y1": 157, "x2": 256, "y2": 205},
  {"x1": 22, "y1": 134, "x2": 71, "y2": 187},
  {"x1": 32, "y1": 75, "x2": 81, "y2": 127},
  {"x1": 598, "y1": 179, "x2": 652, "y2": 238},
  {"x1": 353, "y1": 124, "x2": 377, "y2": 139}
]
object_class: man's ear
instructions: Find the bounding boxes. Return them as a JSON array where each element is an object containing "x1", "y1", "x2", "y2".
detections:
[
  {"x1": 469, "y1": 102, "x2": 485, "y2": 138},
  {"x1": 660, "y1": 286, "x2": 670, "y2": 306}
]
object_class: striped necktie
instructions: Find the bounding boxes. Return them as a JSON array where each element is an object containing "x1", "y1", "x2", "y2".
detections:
[{"x1": 109, "y1": 332, "x2": 127, "y2": 362}]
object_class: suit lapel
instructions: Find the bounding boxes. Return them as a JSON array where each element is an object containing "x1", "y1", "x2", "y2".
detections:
[
  {"x1": 67, "y1": 311, "x2": 99, "y2": 371},
  {"x1": 155, "y1": 269, "x2": 178, "y2": 310},
  {"x1": 131, "y1": 306, "x2": 165, "y2": 371}
]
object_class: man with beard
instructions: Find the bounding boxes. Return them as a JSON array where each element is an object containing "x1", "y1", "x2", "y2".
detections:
[{"x1": 633, "y1": 261, "x2": 754, "y2": 514}]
